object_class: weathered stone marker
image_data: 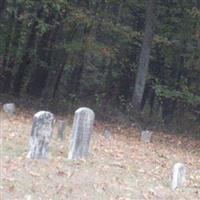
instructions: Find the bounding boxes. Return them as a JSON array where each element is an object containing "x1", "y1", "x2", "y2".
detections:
[
  {"x1": 57, "y1": 120, "x2": 66, "y2": 140},
  {"x1": 104, "y1": 127, "x2": 111, "y2": 140},
  {"x1": 172, "y1": 163, "x2": 186, "y2": 190},
  {"x1": 140, "y1": 130, "x2": 153, "y2": 143},
  {"x1": 3, "y1": 103, "x2": 16, "y2": 114},
  {"x1": 68, "y1": 107, "x2": 95, "y2": 160},
  {"x1": 27, "y1": 111, "x2": 55, "y2": 159}
]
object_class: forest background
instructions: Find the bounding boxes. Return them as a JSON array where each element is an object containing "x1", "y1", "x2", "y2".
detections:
[{"x1": 0, "y1": 0, "x2": 200, "y2": 135}]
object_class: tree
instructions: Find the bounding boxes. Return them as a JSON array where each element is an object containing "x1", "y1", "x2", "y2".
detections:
[
  {"x1": 132, "y1": 0, "x2": 156, "y2": 109},
  {"x1": 0, "y1": 0, "x2": 199, "y2": 131}
]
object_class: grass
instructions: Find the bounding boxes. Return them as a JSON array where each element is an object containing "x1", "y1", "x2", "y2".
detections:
[{"x1": 1, "y1": 108, "x2": 200, "y2": 200}]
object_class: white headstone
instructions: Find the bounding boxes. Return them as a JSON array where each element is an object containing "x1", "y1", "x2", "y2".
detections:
[
  {"x1": 3, "y1": 103, "x2": 16, "y2": 114},
  {"x1": 172, "y1": 163, "x2": 186, "y2": 190},
  {"x1": 141, "y1": 130, "x2": 153, "y2": 143},
  {"x1": 68, "y1": 107, "x2": 95, "y2": 160},
  {"x1": 27, "y1": 111, "x2": 55, "y2": 159}
]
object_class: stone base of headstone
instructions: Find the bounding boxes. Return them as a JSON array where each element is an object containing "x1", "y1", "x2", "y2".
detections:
[
  {"x1": 68, "y1": 107, "x2": 95, "y2": 160},
  {"x1": 27, "y1": 111, "x2": 55, "y2": 159},
  {"x1": 3, "y1": 103, "x2": 16, "y2": 114},
  {"x1": 172, "y1": 163, "x2": 186, "y2": 190}
]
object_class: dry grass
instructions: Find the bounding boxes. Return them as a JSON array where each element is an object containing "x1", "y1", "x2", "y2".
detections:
[{"x1": 1, "y1": 107, "x2": 200, "y2": 200}]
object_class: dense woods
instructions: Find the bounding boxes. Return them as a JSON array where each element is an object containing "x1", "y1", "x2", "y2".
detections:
[{"x1": 0, "y1": 0, "x2": 200, "y2": 131}]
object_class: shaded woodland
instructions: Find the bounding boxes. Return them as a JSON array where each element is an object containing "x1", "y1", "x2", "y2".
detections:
[{"x1": 0, "y1": 0, "x2": 200, "y2": 132}]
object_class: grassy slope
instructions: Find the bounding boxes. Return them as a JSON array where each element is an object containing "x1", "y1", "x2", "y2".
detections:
[{"x1": 1, "y1": 108, "x2": 200, "y2": 200}]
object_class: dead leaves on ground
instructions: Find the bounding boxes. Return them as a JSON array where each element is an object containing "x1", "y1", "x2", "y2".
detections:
[{"x1": 1, "y1": 110, "x2": 200, "y2": 199}]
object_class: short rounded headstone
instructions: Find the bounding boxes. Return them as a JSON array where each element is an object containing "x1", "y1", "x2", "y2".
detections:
[
  {"x1": 141, "y1": 130, "x2": 153, "y2": 143},
  {"x1": 3, "y1": 103, "x2": 16, "y2": 114}
]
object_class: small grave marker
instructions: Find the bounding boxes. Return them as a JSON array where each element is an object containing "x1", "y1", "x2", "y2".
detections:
[
  {"x1": 3, "y1": 103, "x2": 16, "y2": 114},
  {"x1": 141, "y1": 130, "x2": 153, "y2": 143},
  {"x1": 57, "y1": 120, "x2": 66, "y2": 140},
  {"x1": 104, "y1": 127, "x2": 111, "y2": 140},
  {"x1": 27, "y1": 111, "x2": 55, "y2": 159},
  {"x1": 68, "y1": 107, "x2": 95, "y2": 160},
  {"x1": 172, "y1": 163, "x2": 186, "y2": 190}
]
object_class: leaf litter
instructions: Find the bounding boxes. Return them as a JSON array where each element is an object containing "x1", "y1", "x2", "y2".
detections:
[{"x1": 1, "y1": 108, "x2": 200, "y2": 199}]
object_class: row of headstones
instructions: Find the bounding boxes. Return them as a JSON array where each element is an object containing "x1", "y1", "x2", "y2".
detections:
[
  {"x1": 2, "y1": 103, "x2": 152, "y2": 142},
  {"x1": 3, "y1": 104, "x2": 186, "y2": 190},
  {"x1": 27, "y1": 107, "x2": 94, "y2": 160}
]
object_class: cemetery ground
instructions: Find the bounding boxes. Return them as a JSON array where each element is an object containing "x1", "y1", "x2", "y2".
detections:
[{"x1": 1, "y1": 107, "x2": 200, "y2": 200}]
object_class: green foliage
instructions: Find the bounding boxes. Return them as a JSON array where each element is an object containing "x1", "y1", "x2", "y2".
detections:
[
  {"x1": 0, "y1": 0, "x2": 200, "y2": 129},
  {"x1": 155, "y1": 85, "x2": 200, "y2": 106}
]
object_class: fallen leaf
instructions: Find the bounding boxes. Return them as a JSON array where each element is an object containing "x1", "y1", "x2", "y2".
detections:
[
  {"x1": 56, "y1": 184, "x2": 65, "y2": 194},
  {"x1": 8, "y1": 184, "x2": 15, "y2": 192},
  {"x1": 57, "y1": 171, "x2": 67, "y2": 176},
  {"x1": 67, "y1": 170, "x2": 74, "y2": 178},
  {"x1": 29, "y1": 171, "x2": 40, "y2": 177}
]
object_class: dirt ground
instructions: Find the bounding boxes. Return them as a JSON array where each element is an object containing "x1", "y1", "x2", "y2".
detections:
[{"x1": 1, "y1": 107, "x2": 200, "y2": 200}]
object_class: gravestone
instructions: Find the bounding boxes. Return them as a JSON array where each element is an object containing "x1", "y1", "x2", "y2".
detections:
[
  {"x1": 68, "y1": 107, "x2": 95, "y2": 160},
  {"x1": 27, "y1": 111, "x2": 55, "y2": 159},
  {"x1": 140, "y1": 130, "x2": 153, "y2": 143},
  {"x1": 3, "y1": 103, "x2": 16, "y2": 114},
  {"x1": 57, "y1": 120, "x2": 66, "y2": 140},
  {"x1": 172, "y1": 163, "x2": 186, "y2": 190},
  {"x1": 104, "y1": 127, "x2": 111, "y2": 140}
]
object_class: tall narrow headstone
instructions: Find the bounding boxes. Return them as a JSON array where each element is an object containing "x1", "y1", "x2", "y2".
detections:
[
  {"x1": 172, "y1": 163, "x2": 186, "y2": 190},
  {"x1": 68, "y1": 107, "x2": 95, "y2": 160},
  {"x1": 57, "y1": 120, "x2": 66, "y2": 140},
  {"x1": 27, "y1": 111, "x2": 55, "y2": 159},
  {"x1": 3, "y1": 103, "x2": 16, "y2": 114}
]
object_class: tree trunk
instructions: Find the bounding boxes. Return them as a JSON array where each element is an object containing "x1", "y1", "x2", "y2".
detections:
[
  {"x1": 68, "y1": 57, "x2": 85, "y2": 100},
  {"x1": 42, "y1": 25, "x2": 76, "y2": 101},
  {"x1": 26, "y1": 29, "x2": 52, "y2": 97},
  {"x1": 12, "y1": 9, "x2": 41, "y2": 95},
  {"x1": 0, "y1": 0, "x2": 6, "y2": 18},
  {"x1": 1, "y1": 4, "x2": 23, "y2": 92},
  {"x1": 132, "y1": 0, "x2": 156, "y2": 109},
  {"x1": 116, "y1": 0, "x2": 125, "y2": 24},
  {"x1": 53, "y1": 57, "x2": 68, "y2": 97}
]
